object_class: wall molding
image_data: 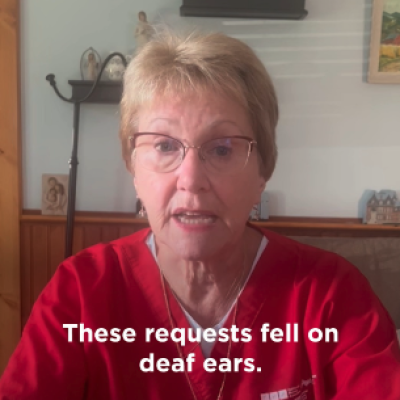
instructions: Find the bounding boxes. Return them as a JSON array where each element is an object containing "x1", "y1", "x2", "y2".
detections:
[{"x1": 22, "y1": 210, "x2": 400, "y2": 235}]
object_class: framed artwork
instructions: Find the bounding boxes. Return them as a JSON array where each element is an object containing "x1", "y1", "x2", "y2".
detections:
[
  {"x1": 41, "y1": 174, "x2": 69, "y2": 215},
  {"x1": 368, "y1": 0, "x2": 400, "y2": 83}
]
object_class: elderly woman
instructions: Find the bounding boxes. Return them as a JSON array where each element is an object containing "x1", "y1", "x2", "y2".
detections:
[{"x1": 1, "y1": 30, "x2": 400, "y2": 400}]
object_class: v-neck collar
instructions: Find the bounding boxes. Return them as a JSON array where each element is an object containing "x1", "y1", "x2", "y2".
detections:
[{"x1": 120, "y1": 223, "x2": 283, "y2": 400}]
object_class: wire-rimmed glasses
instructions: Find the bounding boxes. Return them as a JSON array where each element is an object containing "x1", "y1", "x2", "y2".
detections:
[{"x1": 129, "y1": 133, "x2": 257, "y2": 175}]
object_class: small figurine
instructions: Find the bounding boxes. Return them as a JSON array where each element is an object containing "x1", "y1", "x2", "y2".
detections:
[
  {"x1": 365, "y1": 190, "x2": 400, "y2": 225},
  {"x1": 80, "y1": 47, "x2": 101, "y2": 80},
  {"x1": 105, "y1": 53, "x2": 126, "y2": 81},
  {"x1": 87, "y1": 52, "x2": 98, "y2": 80},
  {"x1": 249, "y1": 203, "x2": 261, "y2": 221},
  {"x1": 134, "y1": 11, "x2": 154, "y2": 48}
]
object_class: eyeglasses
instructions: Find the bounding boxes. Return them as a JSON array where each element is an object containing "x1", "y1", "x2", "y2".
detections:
[{"x1": 129, "y1": 133, "x2": 257, "y2": 175}]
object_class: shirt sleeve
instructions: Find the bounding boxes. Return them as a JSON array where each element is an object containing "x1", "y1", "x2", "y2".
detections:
[
  {"x1": 303, "y1": 254, "x2": 400, "y2": 399},
  {"x1": 0, "y1": 262, "x2": 87, "y2": 400}
]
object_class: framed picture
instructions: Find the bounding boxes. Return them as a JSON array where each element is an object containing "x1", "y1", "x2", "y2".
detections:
[
  {"x1": 368, "y1": 0, "x2": 400, "y2": 83},
  {"x1": 41, "y1": 174, "x2": 69, "y2": 215}
]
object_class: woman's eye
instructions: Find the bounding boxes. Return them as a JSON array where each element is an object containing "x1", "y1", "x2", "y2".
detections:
[
  {"x1": 154, "y1": 141, "x2": 178, "y2": 152},
  {"x1": 212, "y1": 146, "x2": 231, "y2": 156}
]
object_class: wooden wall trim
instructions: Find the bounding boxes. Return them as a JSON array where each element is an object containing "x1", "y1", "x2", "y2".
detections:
[
  {"x1": 0, "y1": 0, "x2": 21, "y2": 374},
  {"x1": 263, "y1": 221, "x2": 400, "y2": 231},
  {"x1": 21, "y1": 210, "x2": 400, "y2": 234},
  {"x1": 21, "y1": 213, "x2": 147, "y2": 225}
]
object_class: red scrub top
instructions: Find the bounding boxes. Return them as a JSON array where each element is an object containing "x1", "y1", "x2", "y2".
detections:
[{"x1": 1, "y1": 226, "x2": 400, "y2": 400}]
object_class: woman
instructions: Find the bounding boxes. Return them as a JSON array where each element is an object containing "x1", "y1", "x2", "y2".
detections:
[{"x1": 1, "y1": 29, "x2": 400, "y2": 400}]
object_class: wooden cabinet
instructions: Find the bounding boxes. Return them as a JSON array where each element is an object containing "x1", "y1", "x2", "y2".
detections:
[{"x1": 0, "y1": 0, "x2": 21, "y2": 375}]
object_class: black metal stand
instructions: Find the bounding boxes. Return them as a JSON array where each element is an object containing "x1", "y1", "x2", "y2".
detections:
[{"x1": 46, "y1": 53, "x2": 127, "y2": 258}]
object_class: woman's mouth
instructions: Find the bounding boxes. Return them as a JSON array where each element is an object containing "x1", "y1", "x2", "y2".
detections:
[
  {"x1": 172, "y1": 209, "x2": 218, "y2": 226},
  {"x1": 173, "y1": 213, "x2": 217, "y2": 225}
]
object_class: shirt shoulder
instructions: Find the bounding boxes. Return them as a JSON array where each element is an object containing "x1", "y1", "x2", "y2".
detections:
[
  {"x1": 62, "y1": 227, "x2": 152, "y2": 271},
  {"x1": 55, "y1": 228, "x2": 151, "y2": 289},
  {"x1": 255, "y1": 226, "x2": 358, "y2": 283}
]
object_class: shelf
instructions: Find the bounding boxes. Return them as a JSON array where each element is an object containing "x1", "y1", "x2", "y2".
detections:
[
  {"x1": 20, "y1": 211, "x2": 400, "y2": 236},
  {"x1": 68, "y1": 80, "x2": 122, "y2": 104},
  {"x1": 21, "y1": 210, "x2": 142, "y2": 225},
  {"x1": 180, "y1": 6, "x2": 308, "y2": 20}
]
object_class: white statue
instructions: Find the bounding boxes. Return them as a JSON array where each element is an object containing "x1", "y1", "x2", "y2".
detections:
[
  {"x1": 134, "y1": 11, "x2": 154, "y2": 48},
  {"x1": 87, "y1": 52, "x2": 98, "y2": 80}
]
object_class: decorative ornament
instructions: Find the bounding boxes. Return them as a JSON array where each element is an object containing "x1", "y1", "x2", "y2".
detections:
[
  {"x1": 134, "y1": 11, "x2": 154, "y2": 48},
  {"x1": 41, "y1": 174, "x2": 69, "y2": 216},
  {"x1": 80, "y1": 47, "x2": 102, "y2": 80},
  {"x1": 104, "y1": 52, "x2": 130, "y2": 81},
  {"x1": 364, "y1": 189, "x2": 400, "y2": 225}
]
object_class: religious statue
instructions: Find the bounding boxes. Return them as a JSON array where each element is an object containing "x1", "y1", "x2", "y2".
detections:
[
  {"x1": 80, "y1": 47, "x2": 101, "y2": 81},
  {"x1": 134, "y1": 11, "x2": 154, "y2": 48},
  {"x1": 87, "y1": 52, "x2": 98, "y2": 80}
]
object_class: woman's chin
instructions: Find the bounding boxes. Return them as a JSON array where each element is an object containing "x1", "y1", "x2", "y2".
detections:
[
  {"x1": 155, "y1": 218, "x2": 230, "y2": 260},
  {"x1": 169, "y1": 236, "x2": 223, "y2": 261}
]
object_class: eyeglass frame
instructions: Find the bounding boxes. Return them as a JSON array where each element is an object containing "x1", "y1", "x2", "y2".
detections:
[{"x1": 128, "y1": 133, "x2": 258, "y2": 174}]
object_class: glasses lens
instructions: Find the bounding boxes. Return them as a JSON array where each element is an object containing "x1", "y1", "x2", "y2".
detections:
[
  {"x1": 133, "y1": 134, "x2": 183, "y2": 172},
  {"x1": 202, "y1": 137, "x2": 251, "y2": 174}
]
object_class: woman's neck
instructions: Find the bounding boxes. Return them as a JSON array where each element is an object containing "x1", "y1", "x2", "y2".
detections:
[{"x1": 155, "y1": 226, "x2": 263, "y2": 328}]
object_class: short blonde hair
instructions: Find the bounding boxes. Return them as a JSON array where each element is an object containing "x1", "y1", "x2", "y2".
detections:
[{"x1": 120, "y1": 28, "x2": 278, "y2": 180}]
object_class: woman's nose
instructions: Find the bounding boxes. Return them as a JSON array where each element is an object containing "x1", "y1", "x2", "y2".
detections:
[{"x1": 176, "y1": 147, "x2": 210, "y2": 193}]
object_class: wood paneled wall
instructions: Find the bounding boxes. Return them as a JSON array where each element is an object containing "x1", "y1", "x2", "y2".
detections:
[
  {"x1": 20, "y1": 212, "x2": 400, "y2": 328},
  {"x1": 20, "y1": 218, "x2": 148, "y2": 327}
]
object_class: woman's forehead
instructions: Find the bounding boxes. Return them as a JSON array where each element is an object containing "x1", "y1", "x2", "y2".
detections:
[{"x1": 137, "y1": 92, "x2": 251, "y2": 131}]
